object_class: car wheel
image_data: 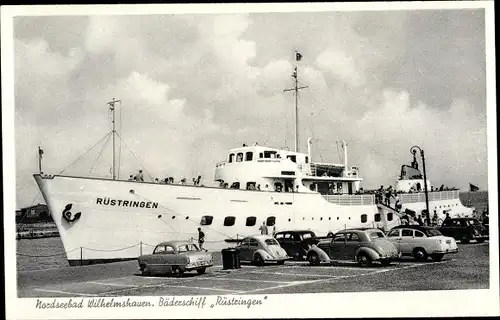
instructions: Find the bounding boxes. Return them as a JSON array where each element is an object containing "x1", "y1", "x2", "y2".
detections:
[
  {"x1": 357, "y1": 253, "x2": 372, "y2": 267},
  {"x1": 413, "y1": 248, "x2": 428, "y2": 262},
  {"x1": 380, "y1": 259, "x2": 391, "y2": 266},
  {"x1": 253, "y1": 254, "x2": 264, "y2": 266},
  {"x1": 431, "y1": 253, "x2": 444, "y2": 262},
  {"x1": 196, "y1": 267, "x2": 206, "y2": 275},
  {"x1": 172, "y1": 265, "x2": 184, "y2": 277},
  {"x1": 307, "y1": 252, "x2": 320, "y2": 266},
  {"x1": 277, "y1": 260, "x2": 285, "y2": 265},
  {"x1": 141, "y1": 265, "x2": 151, "y2": 276}
]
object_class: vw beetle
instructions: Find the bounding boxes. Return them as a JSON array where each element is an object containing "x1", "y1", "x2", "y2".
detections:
[{"x1": 235, "y1": 235, "x2": 290, "y2": 266}]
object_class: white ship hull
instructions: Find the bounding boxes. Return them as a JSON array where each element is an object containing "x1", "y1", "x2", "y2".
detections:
[{"x1": 34, "y1": 174, "x2": 473, "y2": 266}]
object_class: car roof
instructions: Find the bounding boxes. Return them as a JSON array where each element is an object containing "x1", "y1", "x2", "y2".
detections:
[
  {"x1": 338, "y1": 228, "x2": 381, "y2": 233},
  {"x1": 248, "y1": 235, "x2": 275, "y2": 241},
  {"x1": 275, "y1": 230, "x2": 315, "y2": 234},
  {"x1": 156, "y1": 240, "x2": 196, "y2": 247}
]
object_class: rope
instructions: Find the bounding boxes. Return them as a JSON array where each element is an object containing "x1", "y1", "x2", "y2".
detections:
[
  {"x1": 82, "y1": 243, "x2": 139, "y2": 252},
  {"x1": 89, "y1": 132, "x2": 112, "y2": 175},
  {"x1": 59, "y1": 132, "x2": 112, "y2": 174},
  {"x1": 115, "y1": 132, "x2": 154, "y2": 181}
]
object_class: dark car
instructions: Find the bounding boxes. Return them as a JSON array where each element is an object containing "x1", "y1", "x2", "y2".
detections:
[
  {"x1": 274, "y1": 230, "x2": 320, "y2": 261},
  {"x1": 437, "y1": 218, "x2": 489, "y2": 244},
  {"x1": 306, "y1": 229, "x2": 400, "y2": 267}
]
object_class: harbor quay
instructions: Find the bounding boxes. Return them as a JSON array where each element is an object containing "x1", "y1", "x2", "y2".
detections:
[{"x1": 18, "y1": 242, "x2": 489, "y2": 298}]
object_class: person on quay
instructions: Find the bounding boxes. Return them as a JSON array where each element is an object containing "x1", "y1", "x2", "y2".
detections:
[
  {"x1": 259, "y1": 222, "x2": 268, "y2": 235},
  {"x1": 197, "y1": 227, "x2": 205, "y2": 250},
  {"x1": 444, "y1": 212, "x2": 451, "y2": 222},
  {"x1": 128, "y1": 175, "x2": 134, "y2": 181},
  {"x1": 136, "y1": 170, "x2": 144, "y2": 182}
]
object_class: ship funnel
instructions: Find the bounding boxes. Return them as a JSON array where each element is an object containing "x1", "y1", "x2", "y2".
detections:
[
  {"x1": 307, "y1": 138, "x2": 313, "y2": 161},
  {"x1": 342, "y1": 140, "x2": 348, "y2": 177}
]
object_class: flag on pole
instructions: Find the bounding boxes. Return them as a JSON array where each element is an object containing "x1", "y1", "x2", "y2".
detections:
[
  {"x1": 469, "y1": 183, "x2": 479, "y2": 192},
  {"x1": 295, "y1": 51, "x2": 303, "y2": 61}
]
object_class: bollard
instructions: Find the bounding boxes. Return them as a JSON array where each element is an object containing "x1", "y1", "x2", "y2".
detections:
[{"x1": 80, "y1": 247, "x2": 83, "y2": 266}]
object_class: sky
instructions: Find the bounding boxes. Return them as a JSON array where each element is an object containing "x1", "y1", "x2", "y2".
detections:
[{"x1": 11, "y1": 5, "x2": 491, "y2": 209}]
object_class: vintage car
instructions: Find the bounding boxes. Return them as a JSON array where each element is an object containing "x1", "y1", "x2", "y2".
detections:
[
  {"x1": 386, "y1": 225, "x2": 458, "y2": 262},
  {"x1": 137, "y1": 241, "x2": 213, "y2": 276},
  {"x1": 235, "y1": 235, "x2": 290, "y2": 266},
  {"x1": 274, "y1": 230, "x2": 322, "y2": 261},
  {"x1": 437, "y1": 218, "x2": 489, "y2": 244},
  {"x1": 306, "y1": 229, "x2": 399, "y2": 267}
]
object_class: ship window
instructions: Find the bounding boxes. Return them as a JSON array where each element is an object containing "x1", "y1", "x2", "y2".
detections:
[
  {"x1": 230, "y1": 182, "x2": 240, "y2": 189},
  {"x1": 266, "y1": 216, "x2": 276, "y2": 226},
  {"x1": 361, "y1": 214, "x2": 368, "y2": 223},
  {"x1": 224, "y1": 216, "x2": 236, "y2": 226},
  {"x1": 245, "y1": 152, "x2": 253, "y2": 161},
  {"x1": 200, "y1": 215, "x2": 213, "y2": 226},
  {"x1": 246, "y1": 182, "x2": 257, "y2": 190},
  {"x1": 236, "y1": 153, "x2": 243, "y2": 162},
  {"x1": 228, "y1": 153, "x2": 235, "y2": 163},
  {"x1": 264, "y1": 150, "x2": 276, "y2": 158},
  {"x1": 374, "y1": 214, "x2": 381, "y2": 222},
  {"x1": 259, "y1": 152, "x2": 263, "y2": 158},
  {"x1": 287, "y1": 155, "x2": 297, "y2": 163},
  {"x1": 246, "y1": 216, "x2": 257, "y2": 226},
  {"x1": 387, "y1": 212, "x2": 393, "y2": 221},
  {"x1": 305, "y1": 156, "x2": 309, "y2": 164},
  {"x1": 281, "y1": 171, "x2": 295, "y2": 176}
]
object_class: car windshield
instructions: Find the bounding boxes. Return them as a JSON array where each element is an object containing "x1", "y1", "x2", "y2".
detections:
[
  {"x1": 302, "y1": 233, "x2": 313, "y2": 239},
  {"x1": 265, "y1": 239, "x2": 279, "y2": 246},
  {"x1": 465, "y1": 219, "x2": 481, "y2": 226},
  {"x1": 177, "y1": 244, "x2": 199, "y2": 252},
  {"x1": 427, "y1": 229, "x2": 443, "y2": 237},
  {"x1": 368, "y1": 231, "x2": 385, "y2": 240}
]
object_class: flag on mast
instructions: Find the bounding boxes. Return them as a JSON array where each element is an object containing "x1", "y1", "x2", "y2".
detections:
[
  {"x1": 469, "y1": 183, "x2": 479, "y2": 192},
  {"x1": 295, "y1": 51, "x2": 303, "y2": 61},
  {"x1": 38, "y1": 146, "x2": 44, "y2": 159}
]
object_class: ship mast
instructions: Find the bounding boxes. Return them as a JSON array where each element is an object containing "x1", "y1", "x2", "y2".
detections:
[
  {"x1": 284, "y1": 51, "x2": 308, "y2": 152},
  {"x1": 107, "y1": 98, "x2": 121, "y2": 180}
]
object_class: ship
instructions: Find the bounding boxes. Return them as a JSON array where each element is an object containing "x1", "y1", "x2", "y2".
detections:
[{"x1": 33, "y1": 62, "x2": 474, "y2": 266}]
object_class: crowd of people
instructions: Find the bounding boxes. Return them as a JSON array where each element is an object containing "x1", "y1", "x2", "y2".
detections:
[{"x1": 127, "y1": 170, "x2": 203, "y2": 186}]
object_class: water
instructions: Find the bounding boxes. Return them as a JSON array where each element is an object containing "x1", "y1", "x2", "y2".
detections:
[{"x1": 16, "y1": 191, "x2": 490, "y2": 272}]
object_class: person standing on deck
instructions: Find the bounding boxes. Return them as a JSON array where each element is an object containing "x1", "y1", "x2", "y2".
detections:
[
  {"x1": 197, "y1": 228, "x2": 205, "y2": 250},
  {"x1": 136, "y1": 170, "x2": 144, "y2": 182}
]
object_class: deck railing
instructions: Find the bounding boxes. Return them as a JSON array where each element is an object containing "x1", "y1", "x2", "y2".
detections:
[{"x1": 322, "y1": 194, "x2": 375, "y2": 206}]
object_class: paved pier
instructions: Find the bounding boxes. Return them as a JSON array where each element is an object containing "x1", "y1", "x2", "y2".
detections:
[{"x1": 18, "y1": 243, "x2": 489, "y2": 297}]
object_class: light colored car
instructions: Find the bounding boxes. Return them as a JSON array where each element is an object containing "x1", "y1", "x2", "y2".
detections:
[
  {"x1": 386, "y1": 226, "x2": 458, "y2": 262},
  {"x1": 137, "y1": 241, "x2": 213, "y2": 276},
  {"x1": 235, "y1": 235, "x2": 290, "y2": 266},
  {"x1": 306, "y1": 229, "x2": 400, "y2": 267}
]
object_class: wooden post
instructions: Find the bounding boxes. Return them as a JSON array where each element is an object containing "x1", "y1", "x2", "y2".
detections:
[{"x1": 80, "y1": 247, "x2": 83, "y2": 266}]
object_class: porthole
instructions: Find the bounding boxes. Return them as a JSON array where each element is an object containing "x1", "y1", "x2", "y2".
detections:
[
  {"x1": 158, "y1": 215, "x2": 162, "y2": 218},
  {"x1": 312, "y1": 217, "x2": 314, "y2": 220},
  {"x1": 329, "y1": 217, "x2": 331, "y2": 220},
  {"x1": 361, "y1": 214, "x2": 368, "y2": 223},
  {"x1": 185, "y1": 216, "x2": 189, "y2": 220},
  {"x1": 337, "y1": 217, "x2": 339, "y2": 220},
  {"x1": 172, "y1": 216, "x2": 175, "y2": 219},
  {"x1": 288, "y1": 218, "x2": 291, "y2": 222},
  {"x1": 224, "y1": 216, "x2": 236, "y2": 226},
  {"x1": 302, "y1": 217, "x2": 305, "y2": 220},
  {"x1": 348, "y1": 217, "x2": 351, "y2": 220},
  {"x1": 320, "y1": 217, "x2": 323, "y2": 221}
]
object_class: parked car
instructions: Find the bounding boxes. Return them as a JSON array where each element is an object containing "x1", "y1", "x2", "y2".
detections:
[
  {"x1": 386, "y1": 225, "x2": 458, "y2": 262},
  {"x1": 306, "y1": 229, "x2": 399, "y2": 267},
  {"x1": 137, "y1": 241, "x2": 213, "y2": 276},
  {"x1": 274, "y1": 230, "x2": 322, "y2": 261},
  {"x1": 437, "y1": 218, "x2": 489, "y2": 244},
  {"x1": 235, "y1": 235, "x2": 290, "y2": 266}
]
